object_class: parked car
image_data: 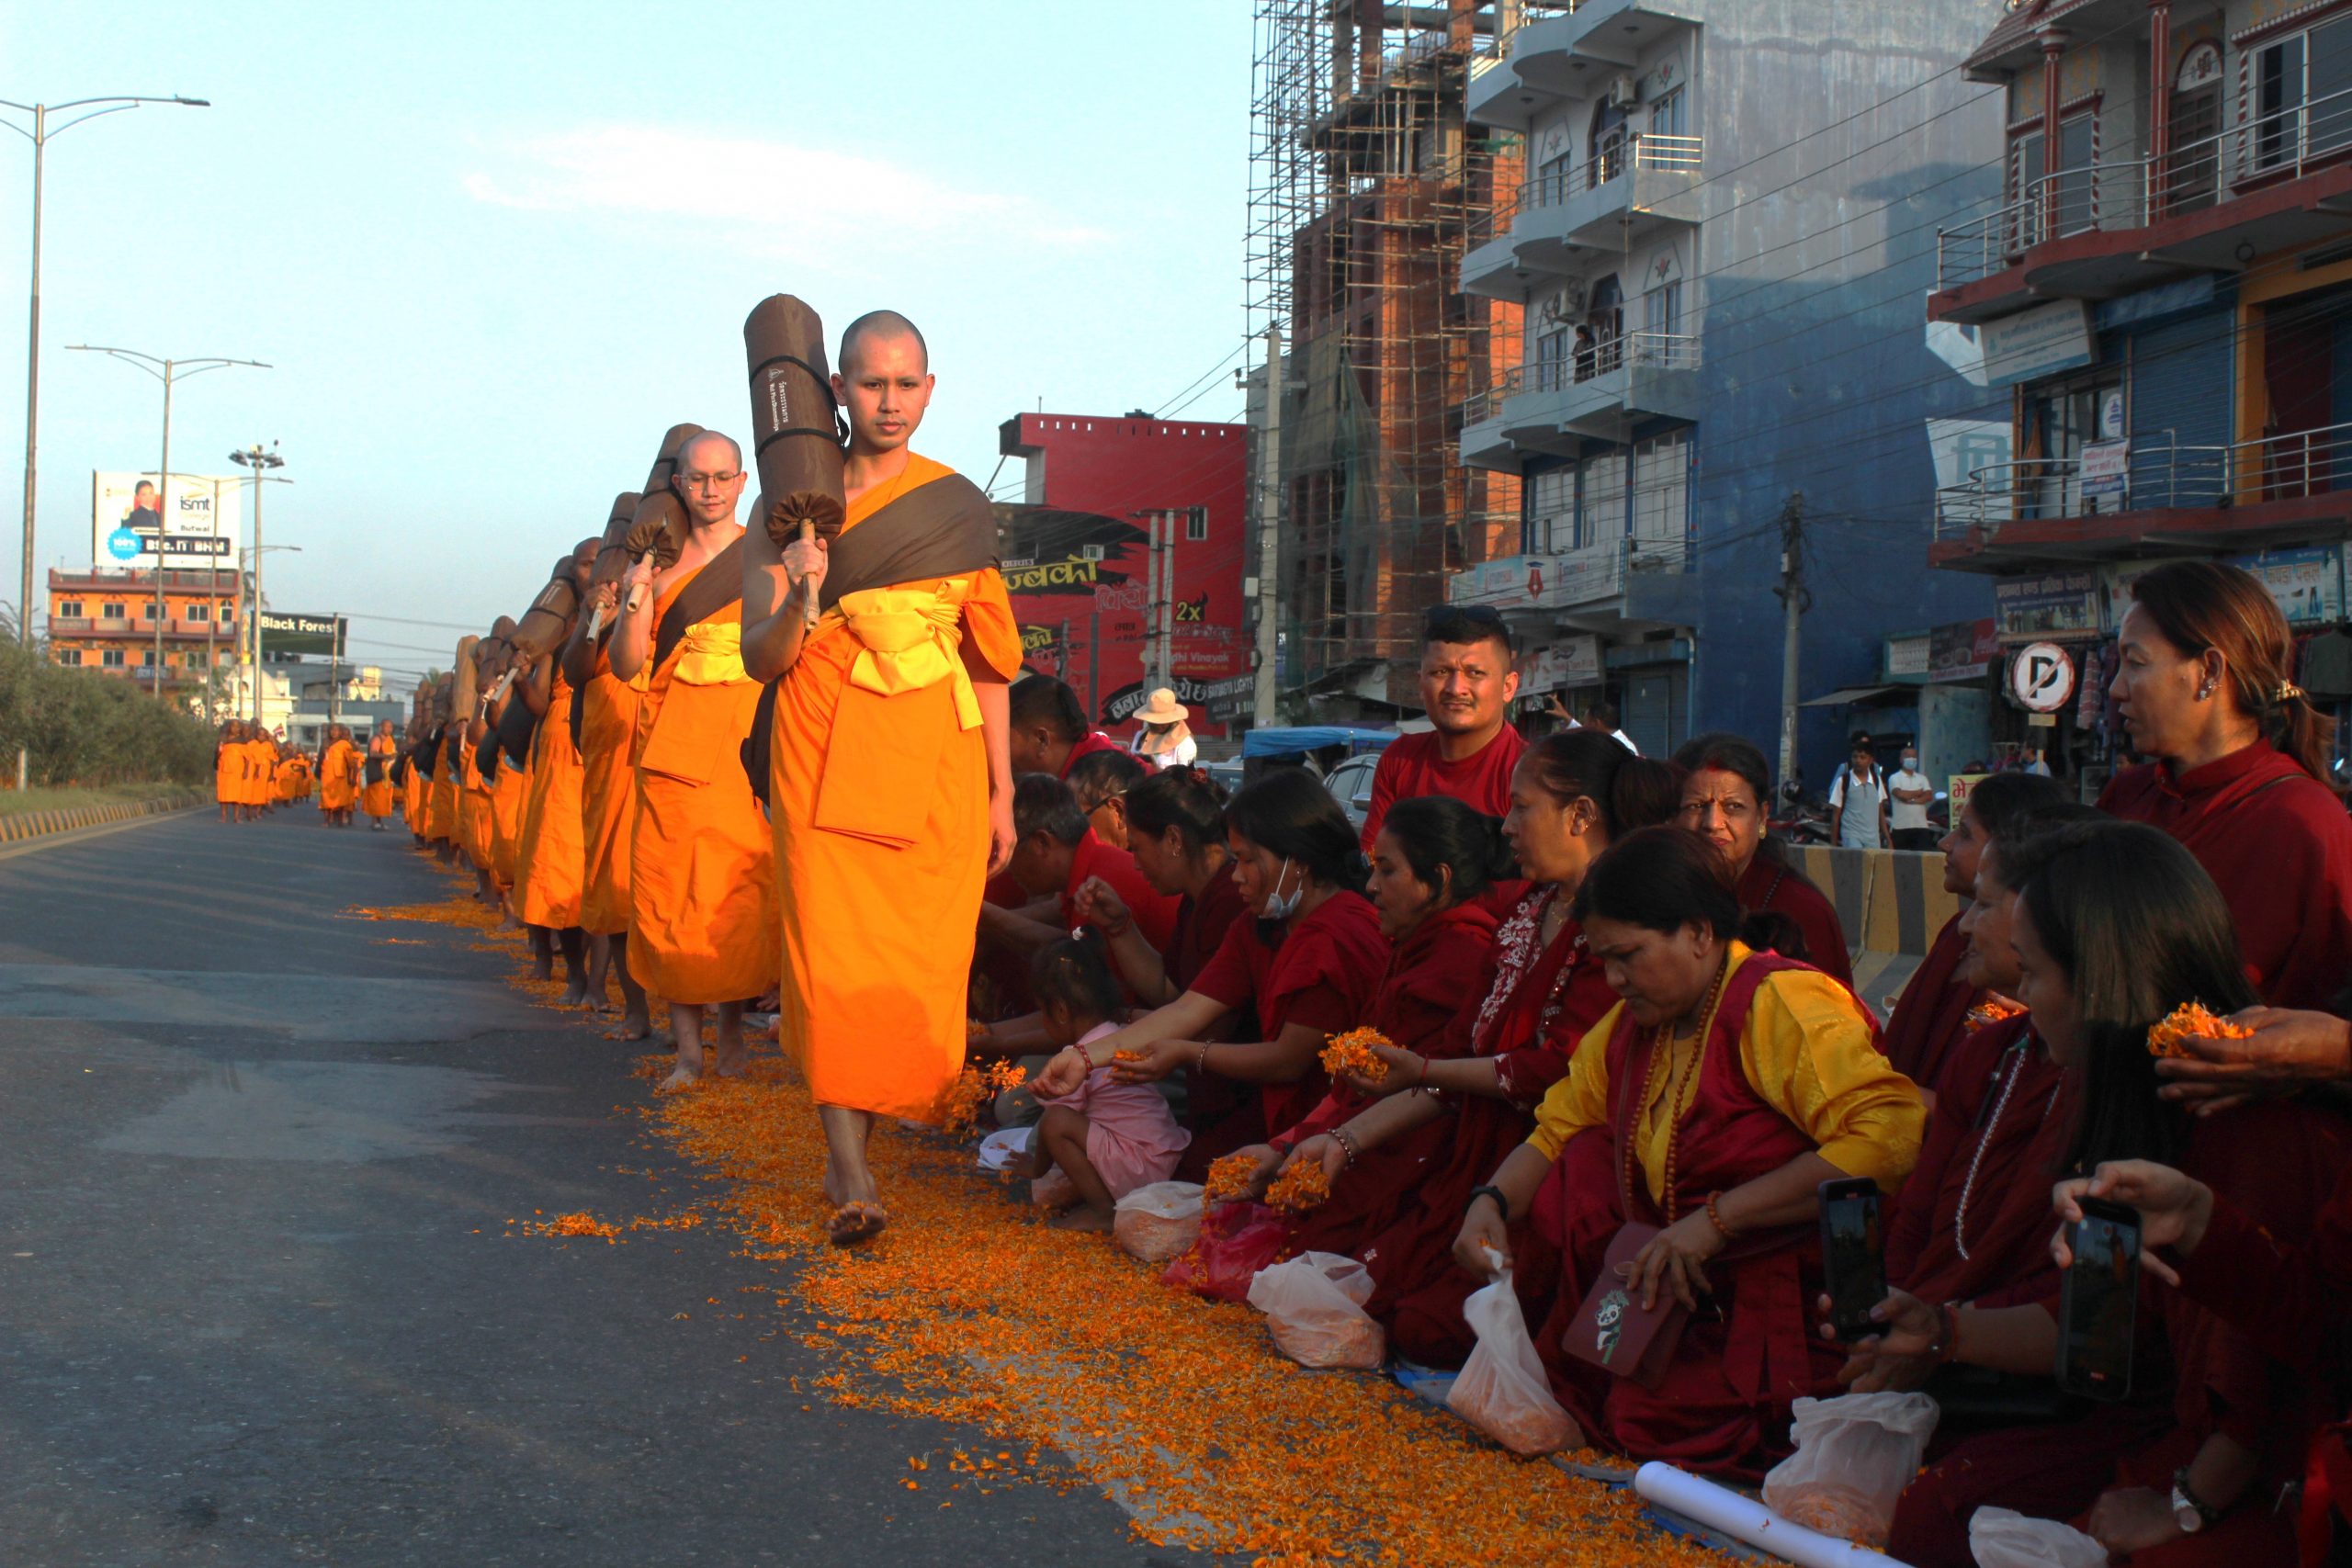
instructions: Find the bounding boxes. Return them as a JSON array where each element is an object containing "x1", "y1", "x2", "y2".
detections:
[
  {"x1": 1323, "y1": 753, "x2": 1380, "y2": 834},
  {"x1": 1237, "y1": 727, "x2": 1398, "y2": 835}
]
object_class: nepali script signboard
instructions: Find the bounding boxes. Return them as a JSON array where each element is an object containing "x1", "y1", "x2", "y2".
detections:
[{"x1": 1995, "y1": 571, "x2": 2098, "y2": 643}]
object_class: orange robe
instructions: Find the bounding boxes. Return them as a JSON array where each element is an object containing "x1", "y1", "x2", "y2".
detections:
[
  {"x1": 243, "y1": 740, "x2": 274, "y2": 806},
  {"x1": 514, "y1": 670, "x2": 586, "y2": 930},
  {"x1": 489, "y1": 750, "x2": 530, "y2": 890},
  {"x1": 427, "y1": 737, "x2": 458, "y2": 841},
  {"x1": 320, "y1": 740, "x2": 356, "y2": 811},
  {"x1": 458, "y1": 741, "x2": 495, "y2": 870},
  {"x1": 577, "y1": 649, "x2": 642, "y2": 938},
  {"x1": 771, "y1": 454, "x2": 1023, "y2": 1120},
  {"x1": 362, "y1": 735, "x2": 397, "y2": 819},
  {"x1": 214, "y1": 743, "x2": 238, "y2": 805},
  {"x1": 627, "y1": 555, "x2": 777, "y2": 1005}
]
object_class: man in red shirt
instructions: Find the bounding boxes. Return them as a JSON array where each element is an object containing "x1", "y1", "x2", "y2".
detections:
[
  {"x1": 980, "y1": 775, "x2": 1179, "y2": 983},
  {"x1": 1010, "y1": 674, "x2": 1123, "y2": 778},
  {"x1": 1360, "y1": 604, "x2": 1526, "y2": 852}
]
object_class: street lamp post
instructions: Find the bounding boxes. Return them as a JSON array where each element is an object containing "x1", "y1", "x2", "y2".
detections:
[
  {"x1": 70, "y1": 347, "x2": 267, "y2": 703},
  {"x1": 236, "y1": 543, "x2": 300, "y2": 729},
  {"x1": 232, "y1": 442, "x2": 288, "y2": 723},
  {"x1": 1, "y1": 94, "x2": 209, "y2": 653}
]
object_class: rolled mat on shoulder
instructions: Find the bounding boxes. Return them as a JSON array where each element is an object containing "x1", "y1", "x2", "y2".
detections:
[
  {"x1": 591, "y1": 490, "x2": 646, "y2": 581},
  {"x1": 511, "y1": 554, "x2": 582, "y2": 658},
  {"x1": 742, "y1": 295, "x2": 846, "y2": 548},
  {"x1": 621, "y1": 423, "x2": 705, "y2": 613}
]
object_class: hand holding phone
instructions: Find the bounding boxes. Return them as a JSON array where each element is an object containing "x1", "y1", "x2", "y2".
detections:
[
  {"x1": 2056, "y1": 1197, "x2": 2140, "y2": 1401},
  {"x1": 1817, "y1": 1177, "x2": 1886, "y2": 1343}
]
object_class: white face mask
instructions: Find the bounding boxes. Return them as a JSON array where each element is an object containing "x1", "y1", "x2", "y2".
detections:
[
  {"x1": 1901, "y1": 756, "x2": 1917, "y2": 772},
  {"x1": 1261, "y1": 857, "x2": 1302, "y2": 920}
]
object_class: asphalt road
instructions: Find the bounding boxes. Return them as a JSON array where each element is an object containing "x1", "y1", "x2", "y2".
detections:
[{"x1": 0, "y1": 808, "x2": 1171, "y2": 1567}]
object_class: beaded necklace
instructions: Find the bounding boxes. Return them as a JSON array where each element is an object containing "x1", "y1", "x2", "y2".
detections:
[
  {"x1": 1952, "y1": 1030, "x2": 2062, "y2": 1261},
  {"x1": 1620, "y1": 950, "x2": 1736, "y2": 1224}
]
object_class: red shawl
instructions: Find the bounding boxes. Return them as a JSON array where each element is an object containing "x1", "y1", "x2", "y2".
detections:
[
  {"x1": 1880, "y1": 912, "x2": 1984, "y2": 1097},
  {"x1": 1738, "y1": 855, "x2": 1856, "y2": 994}
]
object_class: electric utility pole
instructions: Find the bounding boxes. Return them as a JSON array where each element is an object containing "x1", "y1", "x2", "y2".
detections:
[{"x1": 1773, "y1": 491, "x2": 1810, "y2": 790}]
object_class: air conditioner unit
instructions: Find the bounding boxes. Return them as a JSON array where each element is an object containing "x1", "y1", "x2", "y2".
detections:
[
  {"x1": 1607, "y1": 73, "x2": 1639, "y2": 108},
  {"x1": 1080, "y1": 544, "x2": 1106, "y2": 562}
]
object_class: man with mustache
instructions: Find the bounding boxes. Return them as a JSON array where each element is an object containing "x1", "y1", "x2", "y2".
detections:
[{"x1": 1358, "y1": 604, "x2": 1525, "y2": 852}]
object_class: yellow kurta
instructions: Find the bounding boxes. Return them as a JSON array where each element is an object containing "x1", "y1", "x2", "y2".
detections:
[
  {"x1": 627, "y1": 556, "x2": 777, "y2": 1005},
  {"x1": 1529, "y1": 942, "x2": 1927, "y2": 1200},
  {"x1": 320, "y1": 740, "x2": 356, "y2": 811},
  {"x1": 514, "y1": 670, "x2": 586, "y2": 930},
  {"x1": 362, "y1": 734, "x2": 397, "y2": 819},
  {"x1": 577, "y1": 651, "x2": 641, "y2": 938},
  {"x1": 772, "y1": 454, "x2": 1024, "y2": 1121}
]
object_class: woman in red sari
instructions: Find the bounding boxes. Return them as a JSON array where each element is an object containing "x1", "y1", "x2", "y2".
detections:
[
  {"x1": 1673, "y1": 733, "x2": 1853, "y2": 993},
  {"x1": 1843, "y1": 820, "x2": 2351, "y2": 1566},
  {"x1": 2100, "y1": 560, "x2": 2352, "y2": 1010},
  {"x1": 1219, "y1": 795, "x2": 1510, "y2": 1257},
  {"x1": 1881, "y1": 770, "x2": 2067, "y2": 1098},
  {"x1": 1035, "y1": 768, "x2": 1386, "y2": 1145},
  {"x1": 1458, "y1": 827, "x2": 1926, "y2": 1475},
  {"x1": 1339, "y1": 731, "x2": 1682, "y2": 1367}
]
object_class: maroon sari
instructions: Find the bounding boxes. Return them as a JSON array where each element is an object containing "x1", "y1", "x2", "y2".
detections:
[
  {"x1": 1357, "y1": 886, "x2": 1619, "y2": 1367},
  {"x1": 1880, "y1": 913, "x2": 1984, "y2": 1098},
  {"x1": 1535, "y1": 953, "x2": 1846, "y2": 1479},
  {"x1": 1281, "y1": 904, "x2": 1499, "y2": 1258}
]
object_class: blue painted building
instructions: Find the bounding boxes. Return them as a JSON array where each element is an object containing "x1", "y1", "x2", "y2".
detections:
[{"x1": 1446, "y1": 0, "x2": 2009, "y2": 778}]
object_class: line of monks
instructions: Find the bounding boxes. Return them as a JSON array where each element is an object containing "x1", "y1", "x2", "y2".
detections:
[{"x1": 212, "y1": 717, "x2": 397, "y2": 827}]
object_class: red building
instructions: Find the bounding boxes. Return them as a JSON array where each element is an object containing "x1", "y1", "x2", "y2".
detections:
[{"x1": 996, "y1": 412, "x2": 1251, "y2": 736}]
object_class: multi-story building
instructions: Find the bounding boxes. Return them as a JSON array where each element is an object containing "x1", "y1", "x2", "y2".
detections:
[
  {"x1": 1443, "y1": 1, "x2": 2003, "y2": 766},
  {"x1": 46, "y1": 565, "x2": 247, "y2": 710},
  {"x1": 997, "y1": 412, "x2": 1251, "y2": 734},
  {"x1": 1925, "y1": 0, "x2": 2352, "y2": 782}
]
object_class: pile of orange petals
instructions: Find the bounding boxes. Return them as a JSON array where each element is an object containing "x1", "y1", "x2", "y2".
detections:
[
  {"x1": 932, "y1": 1059, "x2": 1030, "y2": 1137},
  {"x1": 1111, "y1": 1048, "x2": 1148, "y2": 1065},
  {"x1": 966, "y1": 1018, "x2": 989, "y2": 1041},
  {"x1": 525, "y1": 1212, "x2": 620, "y2": 1242},
  {"x1": 2147, "y1": 1001, "x2": 2252, "y2": 1059},
  {"x1": 1204, "y1": 1150, "x2": 1260, "y2": 1203},
  {"x1": 1319, "y1": 1026, "x2": 1395, "y2": 1082},
  {"x1": 1264, "y1": 1159, "x2": 1333, "y2": 1213},
  {"x1": 1964, "y1": 995, "x2": 2027, "y2": 1030}
]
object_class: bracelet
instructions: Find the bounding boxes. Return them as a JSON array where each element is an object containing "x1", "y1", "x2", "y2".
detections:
[
  {"x1": 1467, "y1": 1184, "x2": 1510, "y2": 1223},
  {"x1": 1932, "y1": 1300, "x2": 1962, "y2": 1365},
  {"x1": 1413, "y1": 1054, "x2": 1429, "y2": 1089},
  {"x1": 1332, "y1": 1125, "x2": 1361, "y2": 1168},
  {"x1": 1703, "y1": 1190, "x2": 1737, "y2": 1241},
  {"x1": 1195, "y1": 1040, "x2": 1212, "y2": 1073}
]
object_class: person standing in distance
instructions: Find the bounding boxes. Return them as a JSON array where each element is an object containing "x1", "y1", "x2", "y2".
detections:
[
  {"x1": 1888, "y1": 744, "x2": 1937, "y2": 851},
  {"x1": 1830, "y1": 734, "x2": 1890, "y2": 850}
]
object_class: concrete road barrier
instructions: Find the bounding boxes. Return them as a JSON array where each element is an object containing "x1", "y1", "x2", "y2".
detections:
[
  {"x1": 0, "y1": 791, "x2": 205, "y2": 844},
  {"x1": 1785, "y1": 845, "x2": 1962, "y2": 1018}
]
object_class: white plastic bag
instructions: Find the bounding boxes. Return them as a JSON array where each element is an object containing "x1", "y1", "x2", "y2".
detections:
[
  {"x1": 1246, "y1": 1251, "x2": 1386, "y2": 1370},
  {"x1": 1445, "y1": 1264, "x2": 1577, "y2": 1455},
  {"x1": 1113, "y1": 1180, "x2": 1204, "y2": 1264},
  {"x1": 1760, "y1": 1392, "x2": 1939, "y2": 1548},
  {"x1": 1967, "y1": 1506, "x2": 2108, "y2": 1568}
]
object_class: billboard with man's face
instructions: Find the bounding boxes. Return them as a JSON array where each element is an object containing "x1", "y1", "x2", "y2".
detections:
[{"x1": 90, "y1": 472, "x2": 243, "y2": 570}]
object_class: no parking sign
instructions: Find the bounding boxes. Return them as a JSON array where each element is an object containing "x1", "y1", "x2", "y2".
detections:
[{"x1": 2007, "y1": 641, "x2": 2077, "y2": 713}]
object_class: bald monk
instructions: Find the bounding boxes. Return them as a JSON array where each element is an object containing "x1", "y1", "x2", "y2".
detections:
[
  {"x1": 563, "y1": 491, "x2": 654, "y2": 1037},
  {"x1": 746, "y1": 311, "x2": 1021, "y2": 1245},
  {"x1": 362, "y1": 720, "x2": 399, "y2": 829},
  {"x1": 320, "y1": 724, "x2": 357, "y2": 826},
  {"x1": 510, "y1": 538, "x2": 597, "y2": 1002},
  {"x1": 216, "y1": 719, "x2": 244, "y2": 824},
  {"x1": 607, "y1": 429, "x2": 778, "y2": 1089}
]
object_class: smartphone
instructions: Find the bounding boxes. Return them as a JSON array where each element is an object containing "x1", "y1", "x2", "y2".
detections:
[
  {"x1": 1816, "y1": 1177, "x2": 1886, "y2": 1342},
  {"x1": 2056, "y1": 1197, "x2": 2139, "y2": 1401}
]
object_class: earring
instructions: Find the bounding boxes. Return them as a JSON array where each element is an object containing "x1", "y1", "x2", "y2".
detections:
[{"x1": 2197, "y1": 680, "x2": 2217, "y2": 701}]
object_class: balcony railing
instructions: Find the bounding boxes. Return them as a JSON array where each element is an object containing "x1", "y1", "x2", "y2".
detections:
[
  {"x1": 1449, "y1": 534, "x2": 1692, "y2": 611},
  {"x1": 1464, "y1": 332, "x2": 1700, "y2": 423},
  {"x1": 1933, "y1": 423, "x2": 2352, "y2": 545},
  {"x1": 1939, "y1": 85, "x2": 2352, "y2": 290},
  {"x1": 1471, "y1": 133, "x2": 1705, "y2": 245}
]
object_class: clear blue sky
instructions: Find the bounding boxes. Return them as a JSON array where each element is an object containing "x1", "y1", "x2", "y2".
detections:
[{"x1": 0, "y1": 1, "x2": 1255, "y2": 687}]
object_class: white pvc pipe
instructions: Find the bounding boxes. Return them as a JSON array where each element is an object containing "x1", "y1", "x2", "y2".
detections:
[{"x1": 1633, "y1": 1463, "x2": 1910, "y2": 1568}]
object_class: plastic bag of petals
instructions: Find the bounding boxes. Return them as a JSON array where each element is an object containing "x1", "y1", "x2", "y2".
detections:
[
  {"x1": 1446, "y1": 1264, "x2": 1578, "y2": 1455},
  {"x1": 1162, "y1": 1201, "x2": 1292, "y2": 1304},
  {"x1": 1759, "y1": 1392, "x2": 1939, "y2": 1548},
  {"x1": 1967, "y1": 1506, "x2": 2109, "y2": 1568},
  {"x1": 2145, "y1": 1001, "x2": 2252, "y2": 1060},
  {"x1": 1246, "y1": 1251, "x2": 1386, "y2": 1371},
  {"x1": 1112, "y1": 1180, "x2": 1205, "y2": 1264},
  {"x1": 1317, "y1": 1026, "x2": 1393, "y2": 1083}
]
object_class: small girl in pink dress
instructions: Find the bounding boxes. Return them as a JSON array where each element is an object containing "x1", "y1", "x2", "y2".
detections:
[{"x1": 1026, "y1": 935, "x2": 1192, "y2": 1231}]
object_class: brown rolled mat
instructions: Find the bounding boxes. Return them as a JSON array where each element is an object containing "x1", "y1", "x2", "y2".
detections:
[
  {"x1": 450, "y1": 636, "x2": 481, "y2": 715},
  {"x1": 742, "y1": 295, "x2": 846, "y2": 547},
  {"x1": 590, "y1": 490, "x2": 645, "y2": 582},
  {"x1": 642, "y1": 422, "x2": 705, "y2": 496},
  {"x1": 512, "y1": 555, "x2": 582, "y2": 657}
]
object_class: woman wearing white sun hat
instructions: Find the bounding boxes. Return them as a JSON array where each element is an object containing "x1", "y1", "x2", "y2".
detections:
[{"x1": 1129, "y1": 687, "x2": 1197, "y2": 770}]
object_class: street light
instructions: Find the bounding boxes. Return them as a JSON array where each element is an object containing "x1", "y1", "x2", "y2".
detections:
[
  {"x1": 236, "y1": 540, "x2": 300, "y2": 731},
  {"x1": 1, "y1": 94, "x2": 209, "y2": 653},
  {"x1": 70, "y1": 346, "x2": 267, "y2": 702},
  {"x1": 232, "y1": 443, "x2": 292, "y2": 722}
]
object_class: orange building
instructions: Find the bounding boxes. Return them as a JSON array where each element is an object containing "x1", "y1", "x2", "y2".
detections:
[{"x1": 47, "y1": 566, "x2": 247, "y2": 703}]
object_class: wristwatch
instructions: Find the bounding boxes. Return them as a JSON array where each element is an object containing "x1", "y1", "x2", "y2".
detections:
[{"x1": 2170, "y1": 1466, "x2": 2222, "y2": 1534}]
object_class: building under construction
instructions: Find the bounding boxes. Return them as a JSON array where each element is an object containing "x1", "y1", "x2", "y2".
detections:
[{"x1": 1250, "y1": 0, "x2": 1525, "y2": 712}]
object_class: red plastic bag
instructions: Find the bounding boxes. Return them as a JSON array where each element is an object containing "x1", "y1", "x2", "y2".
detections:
[{"x1": 1161, "y1": 1201, "x2": 1292, "y2": 1303}]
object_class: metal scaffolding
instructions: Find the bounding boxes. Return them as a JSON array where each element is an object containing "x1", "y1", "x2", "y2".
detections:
[{"x1": 1247, "y1": 0, "x2": 1530, "y2": 708}]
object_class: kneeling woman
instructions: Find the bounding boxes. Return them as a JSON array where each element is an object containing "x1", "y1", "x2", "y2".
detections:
[
  {"x1": 1034, "y1": 768, "x2": 1387, "y2": 1145},
  {"x1": 1455, "y1": 827, "x2": 1926, "y2": 1476}
]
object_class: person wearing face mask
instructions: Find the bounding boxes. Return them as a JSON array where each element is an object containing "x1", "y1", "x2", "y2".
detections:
[
  {"x1": 2099, "y1": 560, "x2": 2352, "y2": 1010},
  {"x1": 1844, "y1": 821, "x2": 2352, "y2": 1567},
  {"x1": 1887, "y1": 745, "x2": 1937, "y2": 851},
  {"x1": 1029, "y1": 767, "x2": 1389, "y2": 1156},
  {"x1": 1881, "y1": 771, "x2": 2067, "y2": 1097},
  {"x1": 1455, "y1": 826, "x2": 1926, "y2": 1476},
  {"x1": 1672, "y1": 733, "x2": 1853, "y2": 994}
]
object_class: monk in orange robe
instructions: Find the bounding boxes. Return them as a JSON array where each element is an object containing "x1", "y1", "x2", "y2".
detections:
[
  {"x1": 362, "y1": 720, "x2": 399, "y2": 829},
  {"x1": 433, "y1": 651, "x2": 473, "y2": 865},
  {"x1": 320, "y1": 725, "x2": 357, "y2": 825},
  {"x1": 457, "y1": 626, "x2": 511, "y2": 902},
  {"x1": 608, "y1": 430, "x2": 778, "y2": 1088},
  {"x1": 215, "y1": 720, "x2": 244, "y2": 823},
  {"x1": 563, "y1": 491, "x2": 653, "y2": 1036},
  {"x1": 511, "y1": 538, "x2": 597, "y2": 1001},
  {"x1": 745, "y1": 312, "x2": 1020, "y2": 1244},
  {"x1": 243, "y1": 729, "x2": 276, "y2": 818}
]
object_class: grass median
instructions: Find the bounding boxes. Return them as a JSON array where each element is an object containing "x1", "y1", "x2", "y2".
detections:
[{"x1": 0, "y1": 783, "x2": 201, "y2": 818}]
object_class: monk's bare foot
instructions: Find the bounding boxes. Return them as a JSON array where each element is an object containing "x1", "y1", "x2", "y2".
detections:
[
  {"x1": 560, "y1": 977, "x2": 589, "y2": 1008},
  {"x1": 654, "y1": 1066, "x2": 701, "y2": 1094},
  {"x1": 613, "y1": 1010, "x2": 651, "y2": 1043},
  {"x1": 827, "y1": 1201, "x2": 888, "y2": 1247},
  {"x1": 1048, "y1": 1204, "x2": 1115, "y2": 1234}
]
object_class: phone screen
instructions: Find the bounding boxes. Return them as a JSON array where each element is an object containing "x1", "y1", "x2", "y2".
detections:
[
  {"x1": 2057, "y1": 1201, "x2": 2140, "y2": 1401},
  {"x1": 1819, "y1": 1179, "x2": 1885, "y2": 1342}
]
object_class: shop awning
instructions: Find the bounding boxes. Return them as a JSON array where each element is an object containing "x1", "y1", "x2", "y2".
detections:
[{"x1": 1800, "y1": 683, "x2": 1915, "y2": 708}]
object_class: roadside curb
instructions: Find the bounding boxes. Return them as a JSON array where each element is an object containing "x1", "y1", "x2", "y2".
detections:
[{"x1": 0, "y1": 791, "x2": 206, "y2": 844}]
